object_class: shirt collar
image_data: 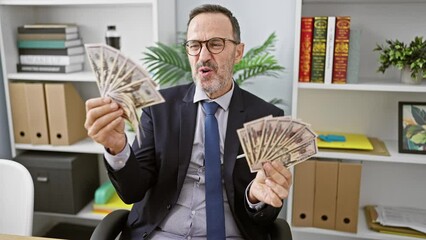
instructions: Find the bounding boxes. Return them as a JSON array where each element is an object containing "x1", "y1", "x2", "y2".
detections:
[{"x1": 193, "y1": 81, "x2": 234, "y2": 111}]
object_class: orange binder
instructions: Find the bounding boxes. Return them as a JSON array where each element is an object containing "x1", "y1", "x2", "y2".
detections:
[
  {"x1": 25, "y1": 83, "x2": 50, "y2": 144},
  {"x1": 335, "y1": 162, "x2": 362, "y2": 233},
  {"x1": 292, "y1": 160, "x2": 316, "y2": 227},
  {"x1": 313, "y1": 160, "x2": 339, "y2": 230},
  {"x1": 44, "y1": 83, "x2": 87, "y2": 145},
  {"x1": 9, "y1": 82, "x2": 31, "y2": 143}
]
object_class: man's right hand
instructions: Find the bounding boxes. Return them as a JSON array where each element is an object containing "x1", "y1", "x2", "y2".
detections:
[{"x1": 85, "y1": 97, "x2": 126, "y2": 155}]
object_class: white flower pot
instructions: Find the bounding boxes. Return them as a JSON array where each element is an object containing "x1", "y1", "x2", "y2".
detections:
[{"x1": 401, "y1": 67, "x2": 423, "y2": 85}]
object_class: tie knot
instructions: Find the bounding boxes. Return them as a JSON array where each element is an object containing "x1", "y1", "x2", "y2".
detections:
[{"x1": 203, "y1": 101, "x2": 219, "y2": 115}]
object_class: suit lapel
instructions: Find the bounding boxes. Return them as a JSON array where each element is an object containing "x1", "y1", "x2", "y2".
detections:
[
  {"x1": 177, "y1": 84, "x2": 198, "y2": 189},
  {"x1": 223, "y1": 84, "x2": 246, "y2": 208}
]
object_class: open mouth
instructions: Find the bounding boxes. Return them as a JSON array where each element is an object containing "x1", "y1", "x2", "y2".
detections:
[{"x1": 198, "y1": 66, "x2": 212, "y2": 74}]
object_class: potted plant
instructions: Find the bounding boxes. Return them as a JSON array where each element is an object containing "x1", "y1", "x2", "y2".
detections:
[
  {"x1": 142, "y1": 32, "x2": 284, "y2": 92},
  {"x1": 374, "y1": 36, "x2": 426, "y2": 84}
]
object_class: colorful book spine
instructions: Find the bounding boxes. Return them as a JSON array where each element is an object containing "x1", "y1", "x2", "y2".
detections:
[
  {"x1": 332, "y1": 16, "x2": 351, "y2": 84},
  {"x1": 324, "y1": 16, "x2": 336, "y2": 84},
  {"x1": 298, "y1": 17, "x2": 314, "y2": 83},
  {"x1": 17, "y1": 63, "x2": 83, "y2": 73},
  {"x1": 20, "y1": 54, "x2": 84, "y2": 65},
  {"x1": 18, "y1": 25, "x2": 78, "y2": 34},
  {"x1": 18, "y1": 46, "x2": 84, "y2": 56},
  {"x1": 310, "y1": 16, "x2": 328, "y2": 83},
  {"x1": 17, "y1": 39, "x2": 82, "y2": 49},
  {"x1": 18, "y1": 33, "x2": 79, "y2": 41}
]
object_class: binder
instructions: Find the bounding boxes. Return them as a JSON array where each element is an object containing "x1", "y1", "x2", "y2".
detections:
[
  {"x1": 25, "y1": 83, "x2": 50, "y2": 144},
  {"x1": 292, "y1": 160, "x2": 316, "y2": 227},
  {"x1": 9, "y1": 82, "x2": 31, "y2": 143},
  {"x1": 335, "y1": 162, "x2": 362, "y2": 233},
  {"x1": 313, "y1": 160, "x2": 339, "y2": 230},
  {"x1": 44, "y1": 83, "x2": 87, "y2": 145}
]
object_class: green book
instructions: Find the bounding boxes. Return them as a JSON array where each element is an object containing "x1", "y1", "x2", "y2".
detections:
[
  {"x1": 310, "y1": 16, "x2": 328, "y2": 83},
  {"x1": 18, "y1": 39, "x2": 82, "y2": 49}
]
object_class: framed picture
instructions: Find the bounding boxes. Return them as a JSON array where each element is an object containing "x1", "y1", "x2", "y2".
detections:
[{"x1": 398, "y1": 102, "x2": 426, "y2": 154}]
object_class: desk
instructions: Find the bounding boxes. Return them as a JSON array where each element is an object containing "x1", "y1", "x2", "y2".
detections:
[{"x1": 0, "y1": 234, "x2": 63, "y2": 240}]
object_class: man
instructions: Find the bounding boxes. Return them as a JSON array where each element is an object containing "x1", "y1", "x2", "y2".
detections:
[{"x1": 85, "y1": 4, "x2": 292, "y2": 240}]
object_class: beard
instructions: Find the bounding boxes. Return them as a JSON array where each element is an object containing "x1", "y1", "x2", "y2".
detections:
[{"x1": 192, "y1": 60, "x2": 233, "y2": 97}]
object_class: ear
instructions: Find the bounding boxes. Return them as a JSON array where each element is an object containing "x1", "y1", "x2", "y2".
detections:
[{"x1": 234, "y1": 43, "x2": 245, "y2": 64}]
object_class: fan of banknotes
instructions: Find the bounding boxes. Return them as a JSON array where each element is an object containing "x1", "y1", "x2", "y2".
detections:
[
  {"x1": 237, "y1": 116, "x2": 318, "y2": 172},
  {"x1": 85, "y1": 43, "x2": 165, "y2": 145}
]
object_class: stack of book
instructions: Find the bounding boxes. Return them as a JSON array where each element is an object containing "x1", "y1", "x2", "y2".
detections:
[
  {"x1": 298, "y1": 16, "x2": 359, "y2": 84},
  {"x1": 92, "y1": 181, "x2": 132, "y2": 215},
  {"x1": 17, "y1": 23, "x2": 84, "y2": 73}
]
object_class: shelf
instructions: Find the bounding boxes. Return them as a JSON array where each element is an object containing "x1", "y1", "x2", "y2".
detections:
[
  {"x1": 304, "y1": 0, "x2": 426, "y2": 3},
  {"x1": 292, "y1": 209, "x2": 422, "y2": 240},
  {"x1": 316, "y1": 140, "x2": 426, "y2": 165},
  {"x1": 35, "y1": 201, "x2": 105, "y2": 221},
  {"x1": 298, "y1": 79, "x2": 426, "y2": 93},
  {"x1": 8, "y1": 71, "x2": 96, "y2": 82},
  {"x1": 0, "y1": 0, "x2": 154, "y2": 6},
  {"x1": 15, "y1": 137, "x2": 104, "y2": 154}
]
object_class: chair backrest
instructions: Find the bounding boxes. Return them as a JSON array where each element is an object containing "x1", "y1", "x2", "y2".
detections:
[{"x1": 0, "y1": 159, "x2": 34, "y2": 236}]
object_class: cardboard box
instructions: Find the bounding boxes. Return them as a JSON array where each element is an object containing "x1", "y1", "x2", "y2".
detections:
[
  {"x1": 292, "y1": 160, "x2": 316, "y2": 227},
  {"x1": 313, "y1": 160, "x2": 339, "y2": 230},
  {"x1": 9, "y1": 82, "x2": 31, "y2": 143},
  {"x1": 44, "y1": 83, "x2": 87, "y2": 145},
  {"x1": 335, "y1": 162, "x2": 362, "y2": 233},
  {"x1": 24, "y1": 83, "x2": 50, "y2": 144},
  {"x1": 15, "y1": 151, "x2": 99, "y2": 214}
]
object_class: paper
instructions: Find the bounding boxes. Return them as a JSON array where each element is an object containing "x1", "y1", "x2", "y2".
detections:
[{"x1": 375, "y1": 206, "x2": 426, "y2": 234}]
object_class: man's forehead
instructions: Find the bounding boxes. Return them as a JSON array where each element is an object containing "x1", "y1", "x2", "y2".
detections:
[{"x1": 187, "y1": 12, "x2": 233, "y2": 38}]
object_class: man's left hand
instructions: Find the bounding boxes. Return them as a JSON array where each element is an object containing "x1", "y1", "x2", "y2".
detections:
[{"x1": 249, "y1": 161, "x2": 293, "y2": 208}]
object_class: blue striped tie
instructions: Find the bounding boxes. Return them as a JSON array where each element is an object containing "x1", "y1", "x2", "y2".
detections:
[{"x1": 203, "y1": 101, "x2": 225, "y2": 240}]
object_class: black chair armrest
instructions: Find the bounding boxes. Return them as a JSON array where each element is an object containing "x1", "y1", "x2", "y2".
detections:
[
  {"x1": 270, "y1": 218, "x2": 292, "y2": 240},
  {"x1": 90, "y1": 209, "x2": 130, "y2": 240}
]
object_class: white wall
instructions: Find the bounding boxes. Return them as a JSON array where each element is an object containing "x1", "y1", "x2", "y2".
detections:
[{"x1": 176, "y1": 0, "x2": 297, "y2": 114}]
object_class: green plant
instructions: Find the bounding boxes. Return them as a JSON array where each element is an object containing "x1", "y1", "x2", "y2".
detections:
[
  {"x1": 143, "y1": 32, "x2": 284, "y2": 87},
  {"x1": 374, "y1": 36, "x2": 426, "y2": 79}
]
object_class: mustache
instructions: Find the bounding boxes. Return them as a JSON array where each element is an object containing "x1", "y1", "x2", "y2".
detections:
[{"x1": 196, "y1": 61, "x2": 217, "y2": 71}]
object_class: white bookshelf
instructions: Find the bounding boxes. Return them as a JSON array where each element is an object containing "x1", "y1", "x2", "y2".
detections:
[
  {"x1": 0, "y1": 0, "x2": 175, "y2": 233},
  {"x1": 288, "y1": 0, "x2": 426, "y2": 239}
]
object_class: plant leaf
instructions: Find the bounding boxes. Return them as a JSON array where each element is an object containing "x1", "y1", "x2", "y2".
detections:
[{"x1": 412, "y1": 106, "x2": 426, "y2": 125}]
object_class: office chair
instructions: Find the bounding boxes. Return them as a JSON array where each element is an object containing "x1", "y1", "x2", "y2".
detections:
[
  {"x1": 0, "y1": 159, "x2": 34, "y2": 236},
  {"x1": 91, "y1": 209, "x2": 292, "y2": 240}
]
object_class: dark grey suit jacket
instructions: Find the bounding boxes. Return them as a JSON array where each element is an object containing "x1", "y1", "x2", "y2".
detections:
[{"x1": 106, "y1": 82, "x2": 284, "y2": 240}]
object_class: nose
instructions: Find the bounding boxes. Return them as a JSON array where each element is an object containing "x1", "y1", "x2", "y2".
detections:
[{"x1": 198, "y1": 43, "x2": 212, "y2": 61}]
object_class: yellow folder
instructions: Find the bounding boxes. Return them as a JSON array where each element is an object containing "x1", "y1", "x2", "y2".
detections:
[{"x1": 317, "y1": 132, "x2": 373, "y2": 150}]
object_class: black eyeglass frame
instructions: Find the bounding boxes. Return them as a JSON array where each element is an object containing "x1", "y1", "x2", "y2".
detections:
[{"x1": 184, "y1": 37, "x2": 240, "y2": 56}]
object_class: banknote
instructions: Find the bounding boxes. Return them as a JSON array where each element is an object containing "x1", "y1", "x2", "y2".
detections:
[
  {"x1": 85, "y1": 43, "x2": 165, "y2": 145},
  {"x1": 237, "y1": 116, "x2": 317, "y2": 172}
]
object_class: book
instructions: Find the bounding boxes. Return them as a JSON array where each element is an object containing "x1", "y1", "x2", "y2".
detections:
[
  {"x1": 20, "y1": 54, "x2": 85, "y2": 65},
  {"x1": 18, "y1": 23, "x2": 78, "y2": 33},
  {"x1": 18, "y1": 46, "x2": 84, "y2": 56},
  {"x1": 18, "y1": 32, "x2": 79, "y2": 41},
  {"x1": 310, "y1": 16, "x2": 328, "y2": 83},
  {"x1": 298, "y1": 17, "x2": 314, "y2": 83},
  {"x1": 92, "y1": 191, "x2": 132, "y2": 214},
  {"x1": 17, "y1": 63, "x2": 83, "y2": 73},
  {"x1": 332, "y1": 16, "x2": 351, "y2": 84},
  {"x1": 347, "y1": 28, "x2": 362, "y2": 84},
  {"x1": 18, "y1": 39, "x2": 82, "y2": 49},
  {"x1": 324, "y1": 16, "x2": 336, "y2": 84}
]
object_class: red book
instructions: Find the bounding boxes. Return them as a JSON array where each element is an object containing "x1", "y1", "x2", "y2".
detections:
[
  {"x1": 298, "y1": 17, "x2": 314, "y2": 82},
  {"x1": 332, "y1": 16, "x2": 351, "y2": 84}
]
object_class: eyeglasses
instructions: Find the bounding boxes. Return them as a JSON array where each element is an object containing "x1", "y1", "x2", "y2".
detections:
[{"x1": 184, "y1": 37, "x2": 240, "y2": 56}]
